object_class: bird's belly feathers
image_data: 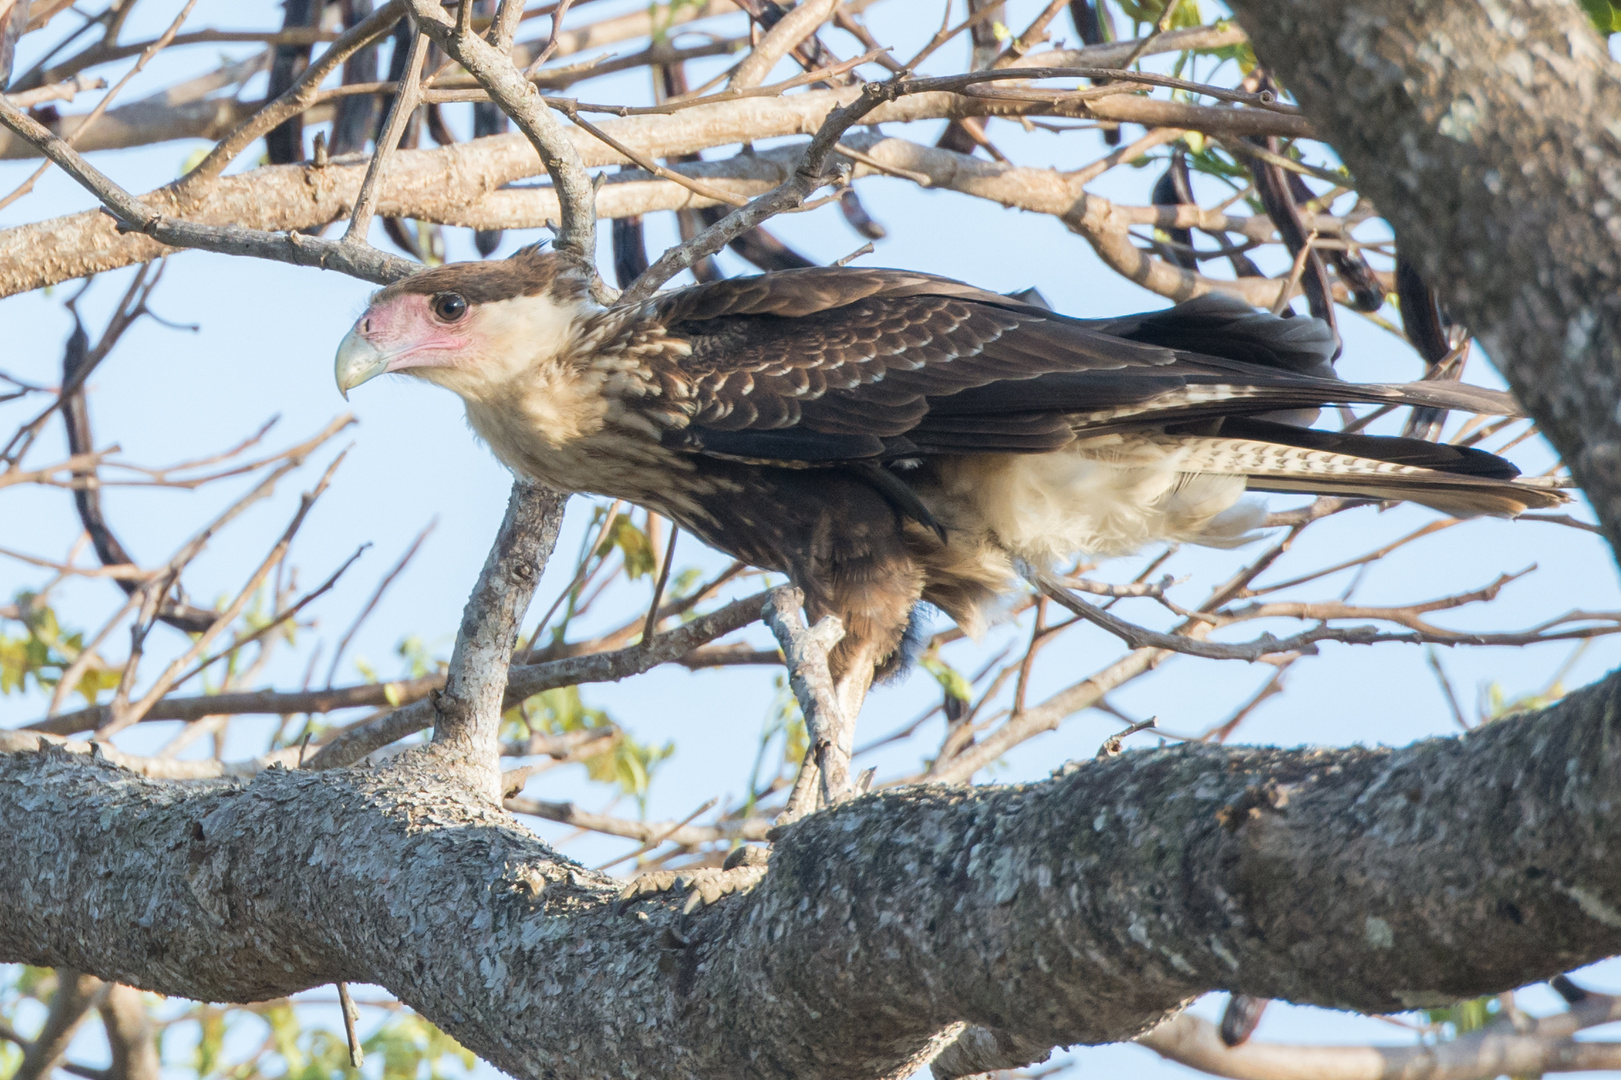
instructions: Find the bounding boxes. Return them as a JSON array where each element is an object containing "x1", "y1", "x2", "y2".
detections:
[{"x1": 930, "y1": 434, "x2": 1268, "y2": 565}]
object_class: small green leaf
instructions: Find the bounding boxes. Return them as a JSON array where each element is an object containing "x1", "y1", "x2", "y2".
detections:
[
  {"x1": 598, "y1": 514, "x2": 656, "y2": 579},
  {"x1": 1580, "y1": 0, "x2": 1621, "y2": 34},
  {"x1": 921, "y1": 655, "x2": 973, "y2": 702}
]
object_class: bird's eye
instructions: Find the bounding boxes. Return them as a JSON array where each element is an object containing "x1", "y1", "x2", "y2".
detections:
[{"x1": 432, "y1": 292, "x2": 468, "y2": 322}]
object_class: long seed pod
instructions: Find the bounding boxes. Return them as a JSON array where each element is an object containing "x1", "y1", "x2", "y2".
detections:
[
  {"x1": 1397, "y1": 252, "x2": 1462, "y2": 438},
  {"x1": 1245, "y1": 135, "x2": 1335, "y2": 330},
  {"x1": 1286, "y1": 171, "x2": 1383, "y2": 312},
  {"x1": 473, "y1": 2, "x2": 509, "y2": 259},
  {"x1": 330, "y1": 0, "x2": 382, "y2": 157},
  {"x1": 838, "y1": 189, "x2": 886, "y2": 241},
  {"x1": 1396, "y1": 255, "x2": 1451, "y2": 366},
  {"x1": 1240, "y1": 73, "x2": 1337, "y2": 341},
  {"x1": 1151, "y1": 152, "x2": 1198, "y2": 271},
  {"x1": 61, "y1": 309, "x2": 217, "y2": 634},
  {"x1": 1219, "y1": 994, "x2": 1270, "y2": 1047},
  {"x1": 265, "y1": 0, "x2": 319, "y2": 164},
  {"x1": 1069, "y1": 0, "x2": 1121, "y2": 145},
  {"x1": 424, "y1": 102, "x2": 455, "y2": 148},
  {"x1": 613, "y1": 214, "x2": 649, "y2": 289},
  {"x1": 696, "y1": 206, "x2": 816, "y2": 271},
  {"x1": 1156, "y1": 150, "x2": 1262, "y2": 278},
  {"x1": 938, "y1": 0, "x2": 1007, "y2": 157}
]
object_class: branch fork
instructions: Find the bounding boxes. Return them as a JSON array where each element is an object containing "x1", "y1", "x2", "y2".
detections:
[{"x1": 763, "y1": 586, "x2": 857, "y2": 821}]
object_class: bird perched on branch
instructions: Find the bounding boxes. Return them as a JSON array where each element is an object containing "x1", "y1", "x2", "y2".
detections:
[{"x1": 335, "y1": 247, "x2": 1562, "y2": 707}]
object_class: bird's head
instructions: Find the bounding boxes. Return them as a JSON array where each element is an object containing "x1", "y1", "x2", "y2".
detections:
[{"x1": 334, "y1": 246, "x2": 594, "y2": 401}]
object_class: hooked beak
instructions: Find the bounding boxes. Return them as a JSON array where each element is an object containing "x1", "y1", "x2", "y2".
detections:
[{"x1": 334, "y1": 326, "x2": 389, "y2": 400}]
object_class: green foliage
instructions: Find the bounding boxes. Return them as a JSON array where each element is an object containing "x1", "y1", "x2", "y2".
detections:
[
  {"x1": 1194, "y1": 30, "x2": 1257, "y2": 74},
  {"x1": 194, "y1": 1005, "x2": 228, "y2": 1077},
  {"x1": 0, "y1": 593, "x2": 118, "y2": 702},
  {"x1": 1425, "y1": 994, "x2": 1496, "y2": 1036},
  {"x1": 1110, "y1": 0, "x2": 1203, "y2": 33},
  {"x1": 233, "y1": 1000, "x2": 473, "y2": 1080},
  {"x1": 649, "y1": 0, "x2": 712, "y2": 43},
  {"x1": 743, "y1": 675, "x2": 808, "y2": 814},
  {"x1": 666, "y1": 567, "x2": 704, "y2": 608},
  {"x1": 368, "y1": 1011, "x2": 475, "y2": 1080},
  {"x1": 1479, "y1": 679, "x2": 1567, "y2": 725},
  {"x1": 506, "y1": 685, "x2": 673, "y2": 807},
  {"x1": 394, "y1": 635, "x2": 444, "y2": 680},
  {"x1": 920, "y1": 653, "x2": 972, "y2": 704},
  {"x1": 1176, "y1": 134, "x2": 1253, "y2": 187},
  {"x1": 1580, "y1": 0, "x2": 1621, "y2": 34},
  {"x1": 597, "y1": 513, "x2": 656, "y2": 580}
]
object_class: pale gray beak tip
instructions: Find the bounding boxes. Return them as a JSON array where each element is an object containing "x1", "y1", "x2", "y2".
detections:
[{"x1": 334, "y1": 327, "x2": 388, "y2": 398}]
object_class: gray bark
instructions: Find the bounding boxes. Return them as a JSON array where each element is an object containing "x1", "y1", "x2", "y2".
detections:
[
  {"x1": 7, "y1": 671, "x2": 1621, "y2": 1079},
  {"x1": 1225, "y1": 0, "x2": 1621, "y2": 550},
  {"x1": 7, "y1": 2, "x2": 1621, "y2": 1077}
]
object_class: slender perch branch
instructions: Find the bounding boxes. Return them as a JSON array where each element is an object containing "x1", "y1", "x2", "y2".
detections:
[
  {"x1": 762, "y1": 586, "x2": 853, "y2": 817},
  {"x1": 427, "y1": 481, "x2": 565, "y2": 787}
]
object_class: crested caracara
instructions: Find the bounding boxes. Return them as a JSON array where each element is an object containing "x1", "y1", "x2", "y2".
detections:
[{"x1": 335, "y1": 247, "x2": 1563, "y2": 708}]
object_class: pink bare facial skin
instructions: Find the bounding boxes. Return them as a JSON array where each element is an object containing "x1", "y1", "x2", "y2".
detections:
[{"x1": 358, "y1": 293, "x2": 470, "y2": 374}]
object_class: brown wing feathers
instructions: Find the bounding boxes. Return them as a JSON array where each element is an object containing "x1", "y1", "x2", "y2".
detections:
[{"x1": 650, "y1": 267, "x2": 1555, "y2": 511}]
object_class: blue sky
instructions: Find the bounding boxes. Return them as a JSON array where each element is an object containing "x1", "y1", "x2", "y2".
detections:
[{"x1": 5, "y1": 1, "x2": 1621, "y2": 1076}]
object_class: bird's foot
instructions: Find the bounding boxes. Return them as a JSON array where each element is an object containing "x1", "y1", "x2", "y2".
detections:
[{"x1": 618, "y1": 845, "x2": 769, "y2": 914}]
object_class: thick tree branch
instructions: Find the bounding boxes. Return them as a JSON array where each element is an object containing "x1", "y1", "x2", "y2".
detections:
[{"x1": 9, "y1": 668, "x2": 1621, "y2": 1078}]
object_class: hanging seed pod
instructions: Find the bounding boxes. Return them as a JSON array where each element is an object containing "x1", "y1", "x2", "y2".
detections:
[
  {"x1": 1069, "y1": 0, "x2": 1121, "y2": 145},
  {"x1": 1285, "y1": 171, "x2": 1383, "y2": 312},
  {"x1": 1219, "y1": 995, "x2": 1270, "y2": 1048},
  {"x1": 330, "y1": 0, "x2": 381, "y2": 157},
  {"x1": 613, "y1": 215, "x2": 649, "y2": 289},
  {"x1": 1151, "y1": 152, "x2": 1198, "y2": 271},
  {"x1": 838, "y1": 189, "x2": 887, "y2": 241},
  {"x1": 266, "y1": 0, "x2": 319, "y2": 163},
  {"x1": 472, "y1": 6, "x2": 509, "y2": 260}
]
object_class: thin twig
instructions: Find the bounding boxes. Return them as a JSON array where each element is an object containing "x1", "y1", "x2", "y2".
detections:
[
  {"x1": 346, "y1": 26, "x2": 429, "y2": 242},
  {"x1": 327, "y1": 519, "x2": 437, "y2": 687},
  {"x1": 641, "y1": 523, "x2": 680, "y2": 644}
]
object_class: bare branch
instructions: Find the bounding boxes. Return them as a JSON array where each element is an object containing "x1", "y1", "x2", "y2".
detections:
[
  {"x1": 180, "y1": 0, "x2": 405, "y2": 186},
  {"x1": 305, "y1": 588, "x2": 769, "y2": 771},
  {"x1": 96, "y1": 450, "x2": 349, "y2": 738},
  {"x1": 345, "y1": 23, "x2": 428, "y2": 242},
  {"x1": 2, "y1": 73, "x2": 105, "y2": 108},
  {"x1": 507, "y1": 797, "x2": 774, "y2": 846},
  {"x1": 407, "y1": 0, "x2": 599, "y2": 266},
  {"x1": 1139, "y1": 1000, "x2": 1621, "y2": 1080},
  {"x1": 763, "y1": 587, "x2": 852, "y2": 818},
  {"x1": 426, "y1": 481, "x2": 566, "y2": 786},
  {"x1": 727, "y1": 0, "x2": 840, "y2": 91}
]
